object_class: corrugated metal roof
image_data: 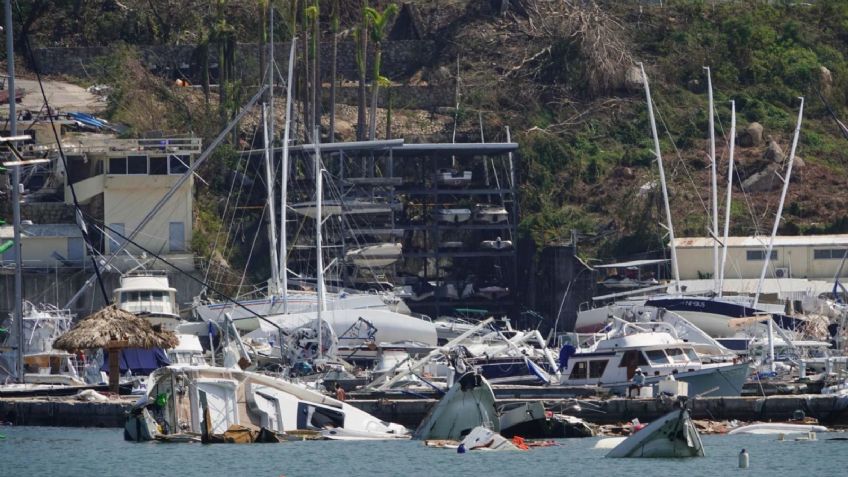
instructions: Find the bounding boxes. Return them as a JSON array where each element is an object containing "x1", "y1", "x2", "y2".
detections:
[
  {"x1": 674, "y1": 235, "x2": 848, "y2": 248},
  {"x1": 0, "y1": 224, "x2": 82, "y2": 239}
]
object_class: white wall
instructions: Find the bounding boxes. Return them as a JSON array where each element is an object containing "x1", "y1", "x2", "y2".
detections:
[
  {"x1": 104, "y1": 174, "x2": 193, "y2": 255},
  {"x1": 677, "y1": 245, "x2": 844, "y2": 280}
]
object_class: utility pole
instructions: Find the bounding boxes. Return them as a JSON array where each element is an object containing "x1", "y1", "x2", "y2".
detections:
[{"x1": 5, "y1": 0, "x2": 23, "y2": 384}]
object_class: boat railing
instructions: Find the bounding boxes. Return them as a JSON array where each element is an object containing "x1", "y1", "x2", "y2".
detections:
[{"x1": 611, "y1": 317, "x2": 680, "y2": 341}]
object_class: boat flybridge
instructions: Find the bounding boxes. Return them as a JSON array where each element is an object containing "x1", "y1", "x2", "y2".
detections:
[
  {"x1": 561, "y1": 317, "x2": 750, "y2": 397},
  {"x1": 114, "y1": 270, "x2": 180, "y2": 330}
]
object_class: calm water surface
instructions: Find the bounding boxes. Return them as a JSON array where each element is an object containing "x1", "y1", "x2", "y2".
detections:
[{"x1": 3, "y1": 426, "x2": 848, "y2": 477}]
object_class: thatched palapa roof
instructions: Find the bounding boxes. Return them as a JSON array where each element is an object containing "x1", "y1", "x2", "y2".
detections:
[{"x1": 54, "y1": 305, "x2": 179, "y2": 351}]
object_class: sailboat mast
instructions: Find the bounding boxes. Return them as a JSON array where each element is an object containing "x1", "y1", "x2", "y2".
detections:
[
  {"x1": 279, "y1": 39, "x2": 296, "y2": 313},
  {"x1": 640, "y1": 63, "x2": 681, "y2": 292},
  {"x1": 262, "y1": 104, "x2": 281, "y2": 294},
  {"x1": 718, "y1": 101, "x2": 736, "y2": 296},
  {"x1": 705, "y1": 67, "x2": 719, "y2": 294},
  {"x1": 314, "y1": 127, "x2": 326, "y2": 361},
  {"x1": 268, "y1": 7, "x2": 274, "y2": 141},
  {"x1": 5, "y1": 0, "x2": 24, "y2": 384},
  {"x1": 753, "y1": 98, "x2": 804, "y2": 310}
]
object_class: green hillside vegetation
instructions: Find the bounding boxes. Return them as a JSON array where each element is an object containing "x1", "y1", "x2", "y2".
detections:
[{"x1": 14, "y1": 1, "x2": 848, "y2": 273}]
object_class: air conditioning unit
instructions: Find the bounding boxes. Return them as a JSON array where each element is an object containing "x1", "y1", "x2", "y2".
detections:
[{"x1": 775, "y1": 267, "x2": 790, "y2": 279}]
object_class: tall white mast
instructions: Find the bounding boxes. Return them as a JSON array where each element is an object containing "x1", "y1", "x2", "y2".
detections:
[
  {"x1": 279, "y1": 39, "x2": 297, "y2": 312},
  {"x1": 753, "y1": 98, "x2": 804, "y2": 309},
  {"x1": 640, "y1": 63, "x2": 681, "y2": 292},
  {"x1": 262, "y1": 104, "x2": 281, "y2": 294},
  {"x1": 705, "y1": 67, "x2": 719, "y2": 294},
  {"x1": 718, "y1": 100, "x2": 736, "y2": 296},
  {"x1": 314, "y1": 127, "x2": 326, "y2": 361},
  {"x1": 752, "y1": 98, "x2": 803, "y2": 373}
]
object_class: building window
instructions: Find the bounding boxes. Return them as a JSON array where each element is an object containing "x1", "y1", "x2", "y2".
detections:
[
  {"x1": 169, "y1": 222, "x2": 185, "y2": 252},
  {"x1": 747, "y1": 250, "x2": 778, "y2": 261},
  {"x1": 127, "y1": 155, "x2": 148, "y2": 174},
  {"x1": 109, "y1": 157, "x2": 127, "y2": 174},
  {"x1": 149, "y1": 156, "x2": 168, "y2": 175},
  {"x1": 108, "y1": 223, "x2": 125, "y2": 253},
  {"x1": 169, "y1": 155, "x2": 190, "y2": 174},
  {"x1": 814, "y1": 249, "x2": 848, "y2": 260}
]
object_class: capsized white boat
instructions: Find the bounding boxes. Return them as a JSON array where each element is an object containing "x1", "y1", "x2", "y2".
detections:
[
  {"x1": 727, "y1": 423, "x2": 828, "y2": 435},
  {"x1": 606, "y1": 406, "x2": 704, "y2": 458},
  {"x1": 457, "y1": 426, "x2": 519, "y2": 452},
  {"x1": 124, "y1": 365, "x2": 409, "y2": 441},
  {"x1": 414, "y1": 372, "x2": 498, "y2": 441}
]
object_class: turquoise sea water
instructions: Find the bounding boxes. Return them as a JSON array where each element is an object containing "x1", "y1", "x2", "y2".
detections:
[{"x1": 2, "y1": 426, "x2": 848, "y2": 477}]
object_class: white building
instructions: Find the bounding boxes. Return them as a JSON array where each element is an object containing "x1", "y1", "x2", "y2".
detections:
[
  {"x1": 674, "y1": 235, "x2": 848, "y2": 281},
  {"x1": 62, "y1": 136, "x2": 201, "y2": 263},
  {"x1": 0, "y1": 224, "x2": 85, "y2": 267}
]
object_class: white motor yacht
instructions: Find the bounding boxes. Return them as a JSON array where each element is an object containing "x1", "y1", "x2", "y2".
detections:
[{"x1": 560, "y1": 318, "x2": 749, "y2": 397}]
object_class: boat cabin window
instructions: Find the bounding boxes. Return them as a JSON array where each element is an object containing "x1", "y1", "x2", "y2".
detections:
[
  {"x1": 644, "y1": 349, "x2": 670, "y2": 365},
  {"x1": 684, "y1": 348, "x2": 700, "y2": 362},
  {"x1": 666, "y1": 348, "x2": 688, "y2": 363},
  {"x1": 569, "y1": 361, "x2": 588, "y2": 380},
  {"x1": 619, "y1": 350, "x2": 648, "y2": 368},
  {"x1": 589, "y1": 360, "x2": 608, "y2": 378},
  {"x1": 119, "y1": 291, "x2": 174, "y2": 314}
]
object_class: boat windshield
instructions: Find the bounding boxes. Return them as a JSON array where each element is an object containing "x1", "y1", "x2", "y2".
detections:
[
  {"x1": 644, "y1": 349, "x2": 670, "y2": 365},
  {"x1": 666, "y1": 348, "x2": 688, "y2": 363}
]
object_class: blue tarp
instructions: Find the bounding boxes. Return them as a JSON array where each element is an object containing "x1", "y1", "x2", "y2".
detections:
[{"x1": 101, "y1": 347, "x2": 170, "y2": 375}]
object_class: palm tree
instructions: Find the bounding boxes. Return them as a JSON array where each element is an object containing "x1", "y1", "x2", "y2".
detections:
[
  {"x1": 329, "y1": 0, "x2": 340, "y2": 141},
  {"x1": 355, "y1": 0, "x2": 369, "y2": 141},
  {"x1": 365, "y1": 4, "x2": 398, "y2": 140},
  {"x1": 307, "y1": 1, "x2": 321, "y2": 137}
]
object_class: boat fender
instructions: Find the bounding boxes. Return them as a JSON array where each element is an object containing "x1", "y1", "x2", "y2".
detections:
[
  {"x1": 457, "y1": 443, "x2": 466, "y2": 454},
  {"x1": 739, "y1": 449, "x2": 749, "y2": 469}
]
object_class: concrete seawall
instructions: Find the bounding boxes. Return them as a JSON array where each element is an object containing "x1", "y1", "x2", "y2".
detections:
[
  {"x1": 4, "y1": 394, "x2": 847, "y2": 430},
  {"x1": 0, "y1": 398, "x2": 134, "y2": 428}
]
